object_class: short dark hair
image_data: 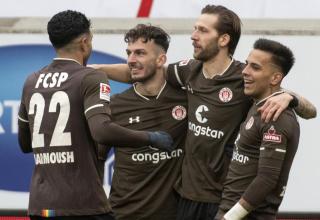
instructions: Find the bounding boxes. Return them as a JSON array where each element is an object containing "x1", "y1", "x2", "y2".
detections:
[
  {"x1": 47, "y1": 10, "x2": 91, "y2": 49},
  {"x1": 124, "y1": 24, "x2": 170, "y2": 52},
  {"x1": 201, "y1": 5, "x2": 241, "y2": 55},
  {"x1": 254, "y1": 38, "x2": 295, "y2": 76}
]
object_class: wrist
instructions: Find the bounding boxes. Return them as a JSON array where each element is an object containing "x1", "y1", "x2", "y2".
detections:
[
  {"x1": 289, "y1": 94, "x2": 299, "y2": 108},
  {"x1": 224, "y1": 202, "x2": 249, "y2": 220}
]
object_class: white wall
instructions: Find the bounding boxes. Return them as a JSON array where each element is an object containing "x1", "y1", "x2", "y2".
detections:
[{"x1": 1, "y1": 0, "x2": 320, "y2": 18}]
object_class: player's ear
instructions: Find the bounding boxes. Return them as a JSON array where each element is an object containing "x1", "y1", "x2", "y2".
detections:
[
  {"x1": 80, "y1": 33, "x2": 92, "y2": 52},
  {"x1": 156, "y1": 53, "x2": 167, "y2": 68},
  {"x1": 270, "y1": 71, "x2": 283, "y2": 86},
  {"x1": 219, "y1": 33, "x2": 230, "y2": 48}
]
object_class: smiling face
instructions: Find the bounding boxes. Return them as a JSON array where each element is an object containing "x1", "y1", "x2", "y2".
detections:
[
  {"x1": 242, "y1": 49, "x2": 283, "y2": 100},
  {"x1": 126, "y1": 38, "x2": 163, "y2": 82},
  {"x1": 191, "y1": 13, "x2": 221, "y2": 61}
]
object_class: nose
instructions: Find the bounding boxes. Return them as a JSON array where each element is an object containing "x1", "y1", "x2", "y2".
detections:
[
  {"x1": 191, "y1": 30, "x2": 198, "y2": 41},
  {"x1": 242, "y1": 65, "x2": 249, "y2": 77},
  {"x1": 127, "y1": 53, "x2": 136, "y2": 64}
]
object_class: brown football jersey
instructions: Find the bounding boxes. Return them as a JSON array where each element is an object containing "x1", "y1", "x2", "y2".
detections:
[
  {"x1": 218, "y1": 100, "x2": 300, "y2": 219},
  {"x1": 167, "y1": 59, "x2": 252, "y2": 203},
  {"x1": 18, "y1": 59, "x2": 111, "y2": 216},
  {"x1": 109, "y1": 82, "x2": 188, "y2": 220}
]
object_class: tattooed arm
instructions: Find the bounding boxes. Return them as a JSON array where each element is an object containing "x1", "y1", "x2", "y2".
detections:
[{"x1": 258, "y1": 91, "x2": 317, "y2": 122}]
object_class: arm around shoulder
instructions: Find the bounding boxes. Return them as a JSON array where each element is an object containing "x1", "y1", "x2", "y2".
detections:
[
  {"x1": 88, "y1": 63, "x2": 132, "y2": 83},
  {"x1": 287, "y1": 90, "x2": 317, "y2": 119},
  {"x1": 290, "y1": 93, "x2": 317, "y2": 119}
]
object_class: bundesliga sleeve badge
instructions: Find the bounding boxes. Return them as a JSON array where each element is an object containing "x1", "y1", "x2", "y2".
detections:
[{"x1": 99, "y1": 83, "x2": 110, "y2": 101}]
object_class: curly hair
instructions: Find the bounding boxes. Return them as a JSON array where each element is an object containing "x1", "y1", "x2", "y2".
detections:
[
  {"x1": 47, "y1": 10, "x2": 91, "y2": 49},
  {"x1": 124, "y1": 24, "x2": 170, "y2": 52}
]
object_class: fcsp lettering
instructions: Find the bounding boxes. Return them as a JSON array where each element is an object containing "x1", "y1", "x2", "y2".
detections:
[{"x1": 35, "y1": 72, "x2": 68, "y2": 88}]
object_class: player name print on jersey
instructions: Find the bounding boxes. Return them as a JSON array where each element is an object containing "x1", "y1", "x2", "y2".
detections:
[
  {"x1": 34, "y1": 151, "x2": 74, "y2": 165},
  {"x1": 35, "y1": 72, "x2": 68, "y2": 88}
]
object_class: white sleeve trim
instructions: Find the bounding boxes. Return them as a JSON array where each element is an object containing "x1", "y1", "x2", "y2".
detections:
[
  {"x1": 174, "y1": 64, "x2": 184, "y2": 87},
  {"x1": 18, "y1": 115, "x2": 29, "y2": 123},
  {"x1": 275, "y1": 148, "x2": 286, "y2": 153},
  {"x1": 84, "y1": 104, "x2": 104, "y2": 114}
]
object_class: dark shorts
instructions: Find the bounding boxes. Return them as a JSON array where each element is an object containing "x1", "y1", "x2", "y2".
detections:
[
  {"x1": 176, "y1": 196, "x2": 219, "y2": 220},
  {"x1": 30, "y1": 213, "x2": 114, "y2": 220}
]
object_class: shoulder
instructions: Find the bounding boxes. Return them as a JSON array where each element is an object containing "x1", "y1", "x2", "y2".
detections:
[
  {"x1": 111, "y1": 86, "x2": 134, "y2": 102},
  {"x1": 166, "y1": 59, "x2": 202, "y2": 88},
  {"x1": 230, "y1": 59, "x2": 246, "y2": 73},
  {"x1": 81, "y1": 67, "x2": 109, "y2": 85},
  {"x1": 168, "y1": 59, "x2": 202, "y2": 73},
  {"x1": 261, "y1": 108, "x2": 299, "y2": 137}
]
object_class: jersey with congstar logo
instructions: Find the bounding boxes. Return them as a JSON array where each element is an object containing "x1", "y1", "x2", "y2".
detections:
[
  {"x1": 218, "y1": 103, "x2": 300, "y2": 218},
  {"x1": 167, "y1": 59, "x2": 252, "y2": 203},
  {"x1": 109, "y1": 82, "x2": 187, "y2": 220}
]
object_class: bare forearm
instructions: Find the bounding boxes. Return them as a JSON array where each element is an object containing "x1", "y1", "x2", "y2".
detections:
[
  {"x1": 288, "y1": 91, "x2": 317, "y2": 119},
  {"x1": 89, "y1": 63, "x2": 132, "y2": 83}
]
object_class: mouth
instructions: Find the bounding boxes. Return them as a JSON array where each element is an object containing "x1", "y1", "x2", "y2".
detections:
[
  {"x1": 129, "y1": 64, "x2": 143, "y2": 74},
  {"x1": 192, "y1": 42, "x2": 201, "y2": 50},
  {"x1": 244, "y1": 79, "x2": 254, "y2": 87}
]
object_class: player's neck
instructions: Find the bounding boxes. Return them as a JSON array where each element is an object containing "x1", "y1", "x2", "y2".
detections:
[
  {"x1": 202, "y1": 53, "x2": 232, "y2": 79},
  {"x1": 56, "y1": 50, "x2": 84, "y2": 66},
  {"x1": 135, "y1": 69, "x2": 166, "y2": 96},
  {"x1": 255, "y1": 87, "x2": 282, "y2": 105}
]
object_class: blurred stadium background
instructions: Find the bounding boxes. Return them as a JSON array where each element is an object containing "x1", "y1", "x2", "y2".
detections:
[{"x1": 0, "y1": 0, "x2": 319, "y2": 219}]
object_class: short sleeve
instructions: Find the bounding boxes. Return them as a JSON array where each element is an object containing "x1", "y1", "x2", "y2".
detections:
[
  {"x1": 167, "y1": 59, "x2": 194, "y2": 89},
  {"x1": 259, "y1": 111, "x2": 299, "y2": 169},
  {"x1": 81, "y1": 70, "x2": 111, "y2": 119},
  {"x1": 18, "y1": 75, "x2": 32, "y2": 123}
]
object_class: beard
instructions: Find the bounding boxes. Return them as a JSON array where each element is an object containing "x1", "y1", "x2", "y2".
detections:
[
  {"x1": 194, "y1": 44, "x2": 219, "y2": 62},
  {"x1": 193, "y1": 38, "x2": 220, "y2": 62}
]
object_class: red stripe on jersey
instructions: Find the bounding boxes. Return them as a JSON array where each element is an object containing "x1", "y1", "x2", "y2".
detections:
[{"x1": 137, "y1": 0, "x2": 153, "y2": 17}]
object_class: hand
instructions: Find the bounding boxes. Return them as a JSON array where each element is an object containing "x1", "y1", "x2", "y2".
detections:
[
  {"x1": 147, "y1": 131, "x2": 174, "y2": 152},
  {"x1": 258, "y1": 92, "x2": 292, "y2": 123}
]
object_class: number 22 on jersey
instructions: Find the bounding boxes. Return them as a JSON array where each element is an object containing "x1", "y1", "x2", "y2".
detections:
[{"x1": 29, "y1": 91, "x2": 71, "y2": 148}]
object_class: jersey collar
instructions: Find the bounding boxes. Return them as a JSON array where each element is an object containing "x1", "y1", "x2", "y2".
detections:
[
  {"x1": 53, "y1": 58, "x2": 81, "y2": 65},
  {"x1": 133, "y1": 81, "x2": 167, "y2": 101}
]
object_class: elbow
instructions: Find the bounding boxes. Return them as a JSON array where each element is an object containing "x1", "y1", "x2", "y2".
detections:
[
  {"x1": 91, "y1": 127, "x2": 106, "y2": 144},
  {"x1": 259, "y1": 170, "x2": 279, "y2": 189},
  {"x1": 90, "y1": 121, "x2": 113, "y2": 144},
  {"x1": 310, "y1": 107, "x2": 317, "y2": 119},
  {"x1": 303, "y1": 107, "x2": 317, "y2": 119},
  {"x1": 21, "y1": 147, "x2": 32, "y2": 154}
]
